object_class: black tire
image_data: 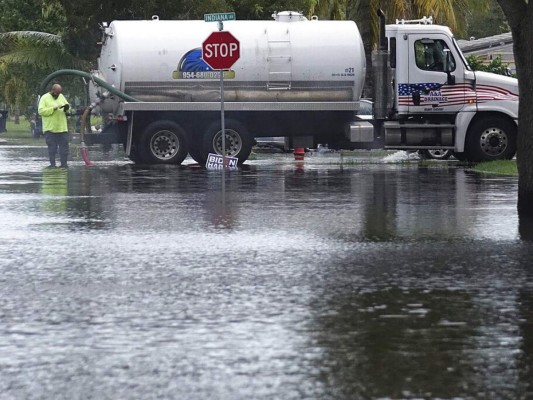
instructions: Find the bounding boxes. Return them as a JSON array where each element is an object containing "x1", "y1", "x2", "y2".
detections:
[
  {"x1": 202, "y1": 119, "x2": 253, "y2": 164},
  {"x1": 465, "y1": 117, "x2": 517, "y2": 162},
  {"x1": 418, "y1": 149, "x2": 453, "y2": 160},
  {"x1": 138, "y1": 121, "x2": 188, "y2": 165}
]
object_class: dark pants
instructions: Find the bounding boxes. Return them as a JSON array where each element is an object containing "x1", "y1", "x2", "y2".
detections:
[{"x1": 45, "y1": 132, "x2": 69, "y2": 166}]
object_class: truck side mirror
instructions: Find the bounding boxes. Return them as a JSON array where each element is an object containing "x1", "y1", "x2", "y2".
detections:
[
  {"x1": 447, "y1": 73, "x2": 456, "y2": 85},
  {"x1": 444, "y1": 49, "x2": 455, "y2": 85}
]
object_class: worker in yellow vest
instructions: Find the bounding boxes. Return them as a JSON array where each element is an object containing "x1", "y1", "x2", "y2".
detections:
[{"x1": 38, "y1": 84, "x2": 71, "y2": 168}]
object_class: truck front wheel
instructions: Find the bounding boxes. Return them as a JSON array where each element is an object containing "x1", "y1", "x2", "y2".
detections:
[
  {"x1": 139, "y1": 121, "x2": 188, "y2": 165},
  {"x1": 203, "y1": 119, "x2": 253, "y2": 164},
  {"x1": 466, "y1": 117, "x2": 517, "y2": 162}
]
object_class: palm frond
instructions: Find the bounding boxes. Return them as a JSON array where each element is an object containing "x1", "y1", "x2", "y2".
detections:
[
  {"x1": 1, "y1": 48, "x2": 65, "y2": 69},
  {"x1": 0, "y1": 30, "x2": 89, "y2": 71},
  {"x1": 0, "y1": 31, "x2": 63, "y2": 47}
]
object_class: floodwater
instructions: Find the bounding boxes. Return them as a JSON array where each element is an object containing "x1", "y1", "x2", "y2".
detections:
[{"x1": 1, "y1": 143, "x2": 533, "y2": 399}]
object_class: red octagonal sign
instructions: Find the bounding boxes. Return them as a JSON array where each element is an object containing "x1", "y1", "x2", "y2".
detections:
[{"x1": 202, "y1": 31, "x2": 240, "y2": 70}]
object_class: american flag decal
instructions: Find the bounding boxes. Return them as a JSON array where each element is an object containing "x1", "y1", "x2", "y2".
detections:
[
  {"x1": 398, "y1": 82, "x2": 518, "y2": 107},
  {"x1": 476, "y1": 84, "x2": 519, "y2": 104},
  {"x1": 398, "y1": 83, "x2": 442, "y2": 96}
]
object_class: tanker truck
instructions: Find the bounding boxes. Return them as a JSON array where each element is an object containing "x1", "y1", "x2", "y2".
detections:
[{"x1": 66, "y1": 10, "x2": 518, "y2": 164}]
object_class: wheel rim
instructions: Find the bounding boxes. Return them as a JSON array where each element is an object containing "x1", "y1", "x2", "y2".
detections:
[
  {"x1": 150, "y1": 130, "x2": 180, "y2": 160},
  {"x1": 212, "y1": 129, "x2": 242, "y2": 156},
  {"x1": 427, "y1": 149, "x2": 452, "y2": 159},
  {"x1": 479, "y1": 127, "x2": 508, "y2": 157}
]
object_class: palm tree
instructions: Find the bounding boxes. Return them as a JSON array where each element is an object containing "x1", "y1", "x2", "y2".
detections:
[
  {"x1": 348, "y1": 0, "x2": 489, "y2": 47},
  {"x1": 310, "y1": 0, "x2": 348, "y2": 20},
  {"x1": 310, "y1": 0, "x2": 489, "y2": 42},
  {"x1": 0, "y1": 31, "x2": 89, "y2": 121}
]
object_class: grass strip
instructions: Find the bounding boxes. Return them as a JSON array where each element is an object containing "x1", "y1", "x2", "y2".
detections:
[{"x1": 473, "y1": 160, "x2": 518, "y2": 176}]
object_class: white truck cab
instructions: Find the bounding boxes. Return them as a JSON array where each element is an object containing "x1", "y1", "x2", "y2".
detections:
[{"x1": 373, "y1": 14, "x2": 519, "y2": 161}]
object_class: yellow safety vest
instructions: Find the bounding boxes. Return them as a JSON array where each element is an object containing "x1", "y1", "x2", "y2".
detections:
[{"x1": 38, "y1": 93, "x2": 70, "y2": 133}]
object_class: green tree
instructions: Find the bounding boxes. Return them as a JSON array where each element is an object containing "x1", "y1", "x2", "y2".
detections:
[
  {"x1": 310, "y1": 0, "x2": 347, "y2": 20},
  {"x1": 494, "y1": 1, "x2": 533, "y2": 221},
  {"x1": 0, "y1": 63, "x2": 40, "y2": 122},
  {"x1": 464, "y1": 0, "x2": 508, "y2": 39},
  {"x1": 0, "y1": 0, "x2": 73, "y2": 119},
  {"x1": 347, "y1": 0, "x2": 489, "y2": 48},
  {"x1": 465, "y1": 54, "x2": 514, "y2": 77},
  {"x1": 0, "y1": 0, "x2": 64, "y2": 33}
]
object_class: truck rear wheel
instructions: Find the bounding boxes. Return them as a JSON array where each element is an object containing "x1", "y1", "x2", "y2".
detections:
[
  {"x1": 139, "y1": 121, "x2": 188, "y2": 165},
  {"x1": 466, "y1": 117, "x2": 516, "y2": 162},
  {"x1": 203, "y1": 119, "x2": 253, "y2": 164}
]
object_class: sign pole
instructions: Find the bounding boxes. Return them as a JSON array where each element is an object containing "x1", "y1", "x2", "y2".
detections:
[
  {"x1": 202, "y1": 12, "x2": 239, "y2": 170},
  {"x1": 218, "y1": 21, "x2": 226, "y2": 169}
]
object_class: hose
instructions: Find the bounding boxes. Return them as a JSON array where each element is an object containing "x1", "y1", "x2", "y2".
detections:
[
  {"x1": 39, "y1": 69, "x2": 139, "y2": 102},
  {"x1": 39, "y1": 69, "x2": 140, "y2": 166},
  {"x1": 79, "y1": 106, "x2": 95, "y2": 166}
]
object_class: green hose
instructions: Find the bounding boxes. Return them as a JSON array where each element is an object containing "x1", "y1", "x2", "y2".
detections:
[{"x1": 39, "y1": 69, "x2": 140, "y2": 102}]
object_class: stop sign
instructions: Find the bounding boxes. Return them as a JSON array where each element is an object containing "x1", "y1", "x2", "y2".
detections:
[{"x1": 202, "y1": 31, "x2": 240, "y2": 70}]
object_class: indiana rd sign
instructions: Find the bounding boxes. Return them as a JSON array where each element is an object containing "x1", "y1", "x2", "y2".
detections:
[
  {"x1": 202, "y1": 31, "x2": 240, "y2": 70},
  {"x1": 204, "y1": 12, "x2": 236, "y2": 22}
]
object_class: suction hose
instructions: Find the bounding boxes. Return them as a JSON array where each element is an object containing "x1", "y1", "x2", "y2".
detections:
[
  {"x1": 79, "y1": 105, "x2": 95, "y2": 166},
  {"x1": 39, "y1": 69, "x2": 139, "y2": 102},
  {"x1": 39, "y1": 69, "x2": 140, "y2": 166}
]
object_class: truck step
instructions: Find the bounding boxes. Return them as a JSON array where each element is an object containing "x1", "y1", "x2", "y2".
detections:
[
  {"x1": 385, "y1": 123, "x2": 455, "y2": 129},
  {"x1": 384, "y1": 145, "x2": 455, "y2": 149}
]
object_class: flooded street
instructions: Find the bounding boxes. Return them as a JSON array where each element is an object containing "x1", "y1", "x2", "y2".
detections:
[{"x1": 1, "y1": 143, "x2": 532, "y2": 399}]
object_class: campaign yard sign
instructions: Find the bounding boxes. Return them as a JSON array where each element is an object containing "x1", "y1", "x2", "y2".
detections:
[{"x1": 206, "y1": 153, "x2": 238, "y2": 170}]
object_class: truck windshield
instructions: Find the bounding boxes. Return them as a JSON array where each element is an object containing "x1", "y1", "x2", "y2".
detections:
[{"x1": 453, "y1": 37, "x2": 472, "y2": 71}]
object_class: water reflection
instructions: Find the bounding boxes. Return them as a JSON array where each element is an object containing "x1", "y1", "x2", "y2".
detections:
[
  {"x1": 72, "y1": 162, "x2": 517, "y2": 240},
  {"x1": 41, "y1": 168, "x2": 68, "y2": 213},
  {"x1": 25, "y1": 162, "x2": 520, "y2": 240}
]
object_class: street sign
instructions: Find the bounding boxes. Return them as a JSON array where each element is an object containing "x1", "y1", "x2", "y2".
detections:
[
  {"x1": 202, "y1": 16, "x2": 240, "y2": 169},
  {"x1": 204, "y1": 12, "x2": 236, "y2": 22},
  {"x1": 202, "y1": 31, "x2": 240, "y2": 70}
]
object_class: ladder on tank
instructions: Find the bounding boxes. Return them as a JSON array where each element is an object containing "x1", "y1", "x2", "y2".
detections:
[{"x1": 266, "y1": 28, "x2": 292, "y2": 90}]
